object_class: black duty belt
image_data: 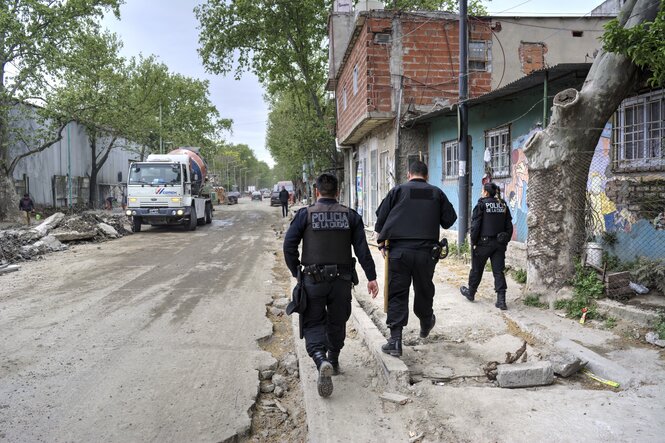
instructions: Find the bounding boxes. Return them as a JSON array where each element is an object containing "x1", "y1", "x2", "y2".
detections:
[{"x1": 302, "y1": 263, "x2": 354, "y2": 283}]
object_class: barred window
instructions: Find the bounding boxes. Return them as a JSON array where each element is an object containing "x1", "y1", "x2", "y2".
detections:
[
  {"x1": 613, "y1": 90, "x2": 665, "y2": 171},
  {"x1": 469, "y1": 40, "x2": 490, "y2": 72},
  {"x1": 442, "y1": 139, "x2": 458, "y2": 179},
  {"x1": 485, "y1": 126, "x2": 511, "y2": 178}
]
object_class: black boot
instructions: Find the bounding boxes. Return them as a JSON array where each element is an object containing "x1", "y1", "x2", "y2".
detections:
[
  {"x1": 460, "y1": 286, "x2": 475, "y2": 302},
  {"x1": 419, "y1": 314, "x2": 436, "y2": 338},
  {"x1": 495, "y1": 292, "x2": 507, "y2": 310},
  {"x1": 312, "y1": 351, "x2": 334, "y2": 397},
  {"x1": 381, "y1": 328, "x2": 403, "y2": 357},
  {"x1": 328, "y1": 351, "x2": 341, "y2": 376}
]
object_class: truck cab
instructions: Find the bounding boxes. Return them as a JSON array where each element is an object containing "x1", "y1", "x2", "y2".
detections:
[{"x1": 125, "y1": 152, "x2": 212, "y2": 232}]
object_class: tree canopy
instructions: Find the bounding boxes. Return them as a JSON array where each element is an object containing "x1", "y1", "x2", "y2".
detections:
[{"x1": 602, "y1": 0, "x2": 665, "y2": 87}]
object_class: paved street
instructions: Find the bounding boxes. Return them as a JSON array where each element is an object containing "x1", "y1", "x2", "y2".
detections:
[{"x1": 0, "y1": 200, "x2": 280, "y2": 442}]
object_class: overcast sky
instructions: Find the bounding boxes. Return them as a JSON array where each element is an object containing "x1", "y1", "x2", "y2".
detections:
[{"x1": 101, "y1": 0, "x2": 608, "y2": 168}]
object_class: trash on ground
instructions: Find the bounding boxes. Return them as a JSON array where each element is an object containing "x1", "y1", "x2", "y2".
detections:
[
  {"x1": 645, "y1": 331, "x2": 665, "y2": 348},
  {"x1": 629, "y1": 281, "x2": 649, "y2": 294},
  {"x1": 581, "y1": 368, "x2": 620, "y2": 388}
]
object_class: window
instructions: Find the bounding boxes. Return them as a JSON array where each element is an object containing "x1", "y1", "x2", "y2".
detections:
[
  {"x1": 485, "y1": 126, "x2": 511, "y2": 178},
  {"x1": 343, "y1": 87, "x2": 347, "y2": 110},
  {"x1": 442, "y1": 139, "x2": 458, "y2": 179},
  {"x1": 469, "y1": 40, "x2": 490, "y2": 72},
  {"x1": 353, "y1": 65, "x2": 358, "y2": 95},
  {"x1": 613, "y1": 90, "x2": 665, "y2": 171}
]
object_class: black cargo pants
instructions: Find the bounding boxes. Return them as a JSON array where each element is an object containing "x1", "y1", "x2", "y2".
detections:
[
  {"x1": 302, "y1": 277, "x2": 353, "y2": 357},
  {"x1": 386, "y1": 246, "x2": 438, "y2": 329},
  {"x1": 468, "y1": 236, "x2": 507, "y2": 294}
]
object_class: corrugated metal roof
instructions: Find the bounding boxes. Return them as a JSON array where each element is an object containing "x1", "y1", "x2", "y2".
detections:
[{"x1": 407, "y1": 63, "x2": 591, "y2": 123}]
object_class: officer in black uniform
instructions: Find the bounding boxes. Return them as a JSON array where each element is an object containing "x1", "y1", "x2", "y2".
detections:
[
  {"x1": 460, "y1": 182, "x2": 513, "y2": 310},
  {"x1": 283, "y1": 173, "x2": 379, "y2": 397},
  {"x1": 375, "y1": 161, "x2": 457, "y2": 357}
]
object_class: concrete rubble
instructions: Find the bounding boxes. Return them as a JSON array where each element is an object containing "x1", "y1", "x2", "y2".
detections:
[
  {"x1": 645, "y1": 331, "x2": 665, "y2": 348},
  {"x1": 496, "y1": 361, "x2": 555, "y2": 388},
  {"x1": 0, "y1": 211, "x2": 131, "y2": 266},
  {"x1": 549, "y1": 352, "x2": 588, "y2": 377}
]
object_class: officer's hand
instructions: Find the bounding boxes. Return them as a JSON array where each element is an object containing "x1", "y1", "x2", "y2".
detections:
[{"x1": 367, "y1": 280, "x2": 379, "y2": 298}]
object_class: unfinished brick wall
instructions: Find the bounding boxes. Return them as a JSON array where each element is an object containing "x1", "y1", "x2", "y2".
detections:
[
  {"x1": 335, "y1": 13, "x2": 492, "y2": 144},
  {"x1": 519, "y1": 42, "x2": 547, "y2": 75}
]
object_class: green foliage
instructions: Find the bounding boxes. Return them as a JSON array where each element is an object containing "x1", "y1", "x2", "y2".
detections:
[
  {"x1": 602, "y1": 252, "x2": 621, "y2": 272},
  {"x1": 561, "y1": 263, "x2": 604, "y2": 319},
  {"x1": 656, "y1": 311, "x2": 665, "y2": 339},
  {"x1": 380, "y1": 0, "x2": 488, "y2": 14},
  {"x1": 602, "y1": 0, "x2": 665, "y2": 87},
  {"x1": 600, "y1": 231, "x2": 618, "y2": 247},
  {"x1": 523, "y1": 294, "x2": 547, "y2": 309},
  {"x1": 554, "y1": 299, "x2": 569, "y2": 310},
  {"x1": 630, "y1": 257, "x2": 665, "y2": 295},
  {"x1": 448, "y1": 241, "x2": 470, "y2": 257},
  {"x1": 604, "y1": 317, "x2": 617, "y2": 329},
  {"x1": 512, "y1": 268, "x2": 527, "y2": 284}
]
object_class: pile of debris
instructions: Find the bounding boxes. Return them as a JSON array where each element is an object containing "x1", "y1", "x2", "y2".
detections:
[{"x1": 0, "y1": 211, "x2": 131, "y2": 265}]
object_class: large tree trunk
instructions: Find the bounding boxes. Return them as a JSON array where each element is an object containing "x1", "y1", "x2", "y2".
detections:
[
  {"x1": 89, "y1": 135, "x2": 98, "y2": 208},
  {"x1": 523, "y1": 0, "x2": 659, "y2": 293}
]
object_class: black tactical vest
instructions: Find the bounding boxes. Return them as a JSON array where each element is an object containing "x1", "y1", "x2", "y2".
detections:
[
  {"x1": 301, "y1": 201, "x2": 353, "y2": 266},
  {"x1": 480, "y1": 197, "x2": 509, "y2": 237},
  {"x1": 379, "y1": 180, "x2": 442, "y2": 241}
]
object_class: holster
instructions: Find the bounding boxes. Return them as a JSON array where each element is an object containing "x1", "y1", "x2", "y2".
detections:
[{"x1": 497, "y1": 232, "x2": 511, "y2": 246}]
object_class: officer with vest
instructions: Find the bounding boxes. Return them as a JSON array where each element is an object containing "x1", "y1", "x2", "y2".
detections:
[
  {"x1": 460, "y1": 182, "x2": 513, "y2": 310},
  {"x1": 375, "y1": 161, "x2": 457, "y2": 357},
  {"x1": 283, "y1": 173, "x2": 379, "y2": 397}
]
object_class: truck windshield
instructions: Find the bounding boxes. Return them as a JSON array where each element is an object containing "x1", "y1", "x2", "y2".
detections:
[{"x1": 129, "y1": 164, "x2": 181, "y2": 185}]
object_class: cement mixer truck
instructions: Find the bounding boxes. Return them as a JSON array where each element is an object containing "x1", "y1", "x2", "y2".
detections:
[{"x1": 125, "y1": 147, "x2": 213, "y2": 232}]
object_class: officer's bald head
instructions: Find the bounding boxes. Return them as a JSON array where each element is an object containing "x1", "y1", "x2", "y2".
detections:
[
  {"x1": 316, "y1": 173, "x2": 338, "y2": 198},
  {"x1": 408, "y1": 161, "x2": 428, "y2": 180}
]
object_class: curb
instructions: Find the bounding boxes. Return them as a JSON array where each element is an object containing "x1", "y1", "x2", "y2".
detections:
[
  {"x1": 350, "y1": 297, "x2": 411, "y2": 390},
  {"x1": 503, "y1": 310, "x2": 637, "y2": 388},
  {"x1": 596, "y1": 299, "x2": 661, "y2": 328}
]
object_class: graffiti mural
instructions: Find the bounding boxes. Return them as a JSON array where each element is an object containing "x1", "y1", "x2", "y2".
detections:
[{"x1": 501, "y1": 130, "x2": 536, "y2": 242}]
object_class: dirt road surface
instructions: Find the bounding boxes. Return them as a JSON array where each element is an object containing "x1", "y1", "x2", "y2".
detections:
[{"x1": 0, "y1": 200, "x2": 281, "y2": 442}]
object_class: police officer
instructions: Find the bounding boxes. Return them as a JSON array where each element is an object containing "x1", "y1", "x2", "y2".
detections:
[
  {"x1": 283, "y1": 173, "x2": 379, "y2": 397},
  {"x1": 375, "y1": 161, "x2": 457, "y2": 357},
  {"x1": 460, "y1": 182, "x2": 513, "y2": 310}
]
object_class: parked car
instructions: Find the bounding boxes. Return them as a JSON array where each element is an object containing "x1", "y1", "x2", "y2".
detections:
[
  {"x1": 251, "y1": 191, "x2": 262, "y2": 201},
  {"x1": 227, "y1": 191, "x2": 240, "y2": 205},
  {"x1": 270, "y1": 191, "x2": 281, "y2": 206},
  {"x1": 261, "y1": 189, "x2": 271, "y2": 199}
]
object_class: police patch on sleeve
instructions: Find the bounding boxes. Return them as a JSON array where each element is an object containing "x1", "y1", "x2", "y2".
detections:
[{"x1": 311, "y1": 211, "x2": 350, "y2": 230}]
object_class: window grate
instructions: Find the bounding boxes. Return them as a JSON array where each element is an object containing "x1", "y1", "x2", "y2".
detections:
[
  {"x1": 442, "y1": 139, "x2": 459, "y2": 179},
  {"x1": 485, "y1": 126, "x2": 511, "y2": 178}
]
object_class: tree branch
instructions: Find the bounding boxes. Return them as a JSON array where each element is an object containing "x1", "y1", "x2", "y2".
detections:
[{"x1": 8, "y1": 120, "x2": 70, "y2": 175}]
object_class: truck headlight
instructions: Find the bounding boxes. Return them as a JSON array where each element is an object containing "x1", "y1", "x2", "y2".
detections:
[
  {"x1": 125, "y1": 210, "x2": 132, "y2": 216},
  {"x1": 176, "y1": 209, "x2": 184, "y2": 216}
]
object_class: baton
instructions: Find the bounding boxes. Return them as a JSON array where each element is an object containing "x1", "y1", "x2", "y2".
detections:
[{"x1": 383, "y1": 240, "x2": 389, "y2": 313}]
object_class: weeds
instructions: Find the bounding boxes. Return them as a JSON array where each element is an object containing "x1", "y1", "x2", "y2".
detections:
[
  {"x1": 630, "y1": 257, "x2": 665, "y2": 295},
  {"x1": 512, "y1": 268, "x2": 527, "y2": 284},
  {"x1": 449, "y1": 241, "x2": 471, "y2": 257},
  {"x1": 656, "y1": 311, "x2": 665, "y2": 340},
  {"x1": 523, "y1": 294, "x2": 547, "y2": 309},
  {"x1": 557, "y1": 262, "x2": 604, "y2": 320},
  {"x1": 604, "y1": 317, "x2": 617, "y2": 329}
]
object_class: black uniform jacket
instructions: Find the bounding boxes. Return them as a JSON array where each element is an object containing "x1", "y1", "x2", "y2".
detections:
[
  {"x1": 470, "y1": 197, "x2": 514, "y2": 245},
  {"x1": 283, "y1": 198, "x2": 377, "y2": 281}
]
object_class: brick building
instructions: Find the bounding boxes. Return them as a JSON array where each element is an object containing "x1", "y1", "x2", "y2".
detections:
[{"x1": 327, "y1": 1, "x2": 611, "y2": 226}]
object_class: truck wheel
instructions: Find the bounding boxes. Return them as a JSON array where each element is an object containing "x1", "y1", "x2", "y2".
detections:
[
  {"x1": 132, "y1": 217, "x2": 142, "y2": 233},
  {"x1": 188, "y1": 206, "x2": 197, "y2": 231},
  {"x1": 205, "y1": 204, "x2": 212, "y2": 224}
]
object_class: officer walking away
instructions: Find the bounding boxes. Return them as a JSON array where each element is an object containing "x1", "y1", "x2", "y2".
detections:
[
  {"x1": 279, "y1": 186, "x2": 290, "y2": 218},
  {"x1": 460, "y1": 182, "x2": 513, "y2": 310},
  {"x1": 283, "y1": 173, "x2": 379, "y2": 397},
  {"x1": 19, "y1": 193, "x2": 35, "y2": 226},
  {"x1": 375, "y1": 161, "x2": 457, "y2": 357}
]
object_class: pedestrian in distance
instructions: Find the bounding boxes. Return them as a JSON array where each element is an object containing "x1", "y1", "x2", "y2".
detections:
[
  {"x1": 460, "y1": 182, "x2": 513, "y2": 310},
  {"x1": 279, "y1": 186, "x2": 290, "y2": 218},
  {"x1": 18, "y1": 193, "x2": 35, "y2": 226},
  {"x1": 375, "y1": 161, "x2": 457, "y2": 357},
  {"x1": 283, "y1": 173, "x2": 379, "y2": 397}
]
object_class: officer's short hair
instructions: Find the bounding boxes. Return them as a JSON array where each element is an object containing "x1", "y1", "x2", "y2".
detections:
[
  {"x1": 316, "y1": 173, "x2": 338, "y2": 197},
  {"x1": 409, "y1": 160, "x2": 428, "y2": 177}
]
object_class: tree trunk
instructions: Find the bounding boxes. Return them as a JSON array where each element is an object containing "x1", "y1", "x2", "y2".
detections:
[
  {"x1": 523, "y1": 0, "x2": 659, "y2": 293},
  {"x1": 89, "y1": 135, "x2": 98, "y2": 208},
  {"x1": 0, "y1": 169, "x2": 19, "y2": 222}
]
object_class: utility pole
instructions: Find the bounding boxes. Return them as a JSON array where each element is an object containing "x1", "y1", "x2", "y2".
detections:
[
  {"x1": 67, "y1": 123, "x2": 72, "y2": 208},
  {"x1": 159, "y1": 102, "x2": 163, "y2": 154},
  {"x1": 458, "y1": 0, "x2": 469, "y2": 248}
]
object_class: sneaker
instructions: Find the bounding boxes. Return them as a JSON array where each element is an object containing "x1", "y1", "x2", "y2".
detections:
[
  {"x1": 460, "y1": 286, "x2": 475, "y2": 302},
  {"x1": 381, "y1": 338, "x2": 403, "y2": 357},
  {"x1": 317, "y1": 361, "x2": 334, "y2": 397},
  {"x1": 419, "y1": 314, "x2": 436, "y2": 338}
]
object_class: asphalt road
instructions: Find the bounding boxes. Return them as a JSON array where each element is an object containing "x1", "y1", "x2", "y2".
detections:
[{"x1": 0, "y1": 199, "x2": 282, "y2": 442}]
